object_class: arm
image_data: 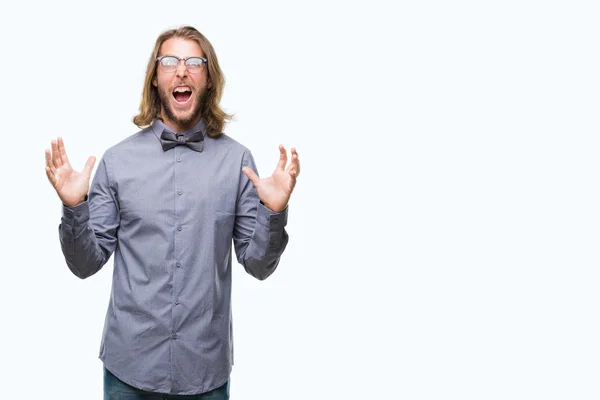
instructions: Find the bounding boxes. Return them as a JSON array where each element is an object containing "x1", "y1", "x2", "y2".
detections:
[
  {"x1": 233, "y1": 150, "x2": 289, "y2": 280},
  {"x1": 58, "y1": 154, "x2": 120, "y2": 279}
]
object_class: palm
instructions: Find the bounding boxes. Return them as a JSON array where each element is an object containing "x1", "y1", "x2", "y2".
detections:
[
  {"x1": 45, "y1": 137, "x2": 96, "y2": 207},
  {"x1": 243, "y1": 145, "x2": 300, "y2": 212},
  {"x1": 54, "y1": 164, "x2": 92, "y2": 205}
]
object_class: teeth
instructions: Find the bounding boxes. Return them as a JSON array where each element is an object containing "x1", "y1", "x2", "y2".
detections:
[{"x1": 174, "y1": 86, "x2": 191, "y2": 93}]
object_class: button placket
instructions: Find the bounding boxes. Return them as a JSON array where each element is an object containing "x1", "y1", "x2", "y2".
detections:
[{"x1": 172, "y1": 148, "x2": 185, "y2": 345}]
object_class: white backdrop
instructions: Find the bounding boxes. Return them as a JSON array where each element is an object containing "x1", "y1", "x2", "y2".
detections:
[{"x1": 1, "y1": 1, "x2": 599, "y2": 399}]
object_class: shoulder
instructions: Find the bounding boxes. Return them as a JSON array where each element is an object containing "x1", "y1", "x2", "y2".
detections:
[
  {"x1": 104, "y1": 126, "x2": 155, "y2": 155},
  {"x1": 207, "y1": 133, "x2": 253, "y2": 158}
]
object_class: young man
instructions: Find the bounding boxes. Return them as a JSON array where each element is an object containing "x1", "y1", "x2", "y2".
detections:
[{"x1": 44, "y1": 26, "x2": 300, "y2": 399}]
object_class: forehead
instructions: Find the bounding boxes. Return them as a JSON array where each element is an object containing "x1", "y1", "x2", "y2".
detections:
[{"x1": 159, "y1": 37, "x2": 205, "y2": 58}]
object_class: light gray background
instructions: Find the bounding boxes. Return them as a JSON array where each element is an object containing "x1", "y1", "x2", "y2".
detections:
[{"x1": 1, "y1": 0, "x2": 599, "y2": 399}]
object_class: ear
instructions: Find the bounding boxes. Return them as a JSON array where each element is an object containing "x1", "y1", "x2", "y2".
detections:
[
  {"x1": 207, "y1": 79, "x2": 213, "y2": 89},
  {"x1": 152, "y1": 77, "x2": 158, "y2": 87}
]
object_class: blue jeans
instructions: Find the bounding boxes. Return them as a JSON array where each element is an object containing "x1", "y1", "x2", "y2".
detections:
[{"x1": 103, "y1": 367, "x2": 230, "y2": 400}]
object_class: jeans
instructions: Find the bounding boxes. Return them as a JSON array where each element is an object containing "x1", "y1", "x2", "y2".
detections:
[{"x1": 103, "y1": 367, "x2": 230, "y2": 400}]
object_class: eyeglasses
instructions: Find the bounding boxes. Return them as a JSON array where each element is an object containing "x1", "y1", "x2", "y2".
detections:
[{"x1": 156, "y1": 56, "x2": 208, "y2": 74}]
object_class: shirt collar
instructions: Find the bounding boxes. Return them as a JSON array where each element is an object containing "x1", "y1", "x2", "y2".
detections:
[{"x1": 151, "y1": 118, "x2": 207, "y2": 141}]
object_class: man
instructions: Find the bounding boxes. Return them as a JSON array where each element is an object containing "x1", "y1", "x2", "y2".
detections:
[{"x1": 44, "y1": 26, "x2": 300, "y2": 399}]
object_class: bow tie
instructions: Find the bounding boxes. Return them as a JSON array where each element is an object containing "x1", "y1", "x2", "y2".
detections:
[{"x1": 160, "y1": 129, "x2": 204, "y2": 152}]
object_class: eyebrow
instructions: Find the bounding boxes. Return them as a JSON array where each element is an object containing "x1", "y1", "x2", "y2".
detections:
[{"x1": 159, "y1": 55, "x2": 205, "y2": 58}]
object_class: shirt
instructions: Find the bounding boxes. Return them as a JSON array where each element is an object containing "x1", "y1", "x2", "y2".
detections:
[{"x1": 58, "y1": 118, "x2": 289, "y2": 395}]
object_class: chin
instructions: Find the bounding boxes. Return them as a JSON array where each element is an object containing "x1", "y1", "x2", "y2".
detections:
[{"x1": 166, "y1": 103, "x2": 193, "y2": 123}]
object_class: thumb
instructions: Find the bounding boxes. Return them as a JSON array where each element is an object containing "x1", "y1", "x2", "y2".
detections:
[
  {"x1": 83, "y1": 156, "x2": 96, "y2": 178},
  {"x1": 242, "y1": 166, "x2": 260, "y2": 187}
]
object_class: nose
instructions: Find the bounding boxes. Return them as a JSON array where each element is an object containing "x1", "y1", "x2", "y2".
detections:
[{"x1": 176, "y1": 60, "x2": 188, "y2": 78}]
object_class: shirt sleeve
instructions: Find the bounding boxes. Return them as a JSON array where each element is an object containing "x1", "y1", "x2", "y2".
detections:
[
  {"x1": 233, "y1": 150, "x2": 289, "y2": 280},
  {"x1": 58, "y1": 153, "x2": 120, "y2": 279}
]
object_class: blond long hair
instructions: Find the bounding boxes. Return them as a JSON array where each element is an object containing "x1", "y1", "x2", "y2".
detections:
[{"x1": 133, "y1": 26, "x2": 231, "y2": 138}]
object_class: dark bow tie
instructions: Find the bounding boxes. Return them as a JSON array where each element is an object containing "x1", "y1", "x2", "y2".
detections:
[{"x1": 160, "y1": 129, "x2": 204, "y2": 152}]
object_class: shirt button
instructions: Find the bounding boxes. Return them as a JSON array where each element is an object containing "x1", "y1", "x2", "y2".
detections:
[
  {"x1": 175, "y1": 298, "x2": 180, "y2": 305},
  {"x1": 176, "y1": 262, "x2": 181, "y2": 268},
  {"x1": 172, "y1": 333, "x2": 178, "y2": 339},
  {"x1": 177, "y1": 190, "x2": 183, "y2": 196},
  {"x1": 177, "y1": 225, "x2": 182, "y2": 231},
  {"x1": 177, "y1": 157, "x2": 182, "y2": 163},
  {"x1": 76, "y1": 212, "x2": 81, "y2": 217}
]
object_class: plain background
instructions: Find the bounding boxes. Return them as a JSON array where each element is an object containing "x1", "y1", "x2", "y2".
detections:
[{"x1": 0, "y1": 0, "x2": 599, "y2": 398}]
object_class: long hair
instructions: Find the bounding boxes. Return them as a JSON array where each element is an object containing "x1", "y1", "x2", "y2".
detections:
[{"x1": 133, "y1": 26, "x2": 232, "y2": 138}]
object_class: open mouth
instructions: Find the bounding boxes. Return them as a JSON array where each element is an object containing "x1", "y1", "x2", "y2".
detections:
[{"x1": 172, "y1": 86, "x2": 192, "y2": 103}]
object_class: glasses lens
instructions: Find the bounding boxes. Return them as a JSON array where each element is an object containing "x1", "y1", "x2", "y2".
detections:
[
  {"x1": 159, "y1": 56, "x2": 179, "y2": 71},
  {"x1": 186, "y1": 57, "x2": 205, "y2": 73}
]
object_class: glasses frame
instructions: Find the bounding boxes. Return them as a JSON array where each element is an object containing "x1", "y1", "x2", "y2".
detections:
[{"x1": 156, "y1": 56, "x2": 208, "y2": 74}]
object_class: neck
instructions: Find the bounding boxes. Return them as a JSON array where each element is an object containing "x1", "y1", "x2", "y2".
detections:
[{"x1": 159, "y1": 112, "x2": 202, "y2": 134}]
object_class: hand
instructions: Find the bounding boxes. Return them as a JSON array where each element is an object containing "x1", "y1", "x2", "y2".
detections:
[
  {"x1": 242, "y1": 145, "x2": 300, "y2": 212},
  {"x1": 45, "y1": 137, "x2": 96, "y2": 207}
]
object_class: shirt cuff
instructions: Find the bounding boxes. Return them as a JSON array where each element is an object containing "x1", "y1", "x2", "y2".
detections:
[
  {"x1": 256, "y1": 202, "x2": 288, "y2": 230},
  {"x1": 61, "y1": 201, "x2": 90, "y2": 226}
]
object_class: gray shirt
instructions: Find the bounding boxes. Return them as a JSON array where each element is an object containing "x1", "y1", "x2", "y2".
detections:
[{"x1": 58, "y1": 118, "x2": 289, "y2": 395}]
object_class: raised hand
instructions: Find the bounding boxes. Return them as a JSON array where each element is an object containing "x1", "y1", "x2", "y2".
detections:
[
  {"x1": 242, "y1": 145, "x2": 300, "y2": 213},
  {"x1": 45, "y1": 137, "x2": 96, "y2": 207}
]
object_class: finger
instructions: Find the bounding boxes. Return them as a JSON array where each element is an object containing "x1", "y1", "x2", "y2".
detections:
[
  {"x1": 45, "y1": 166, "x2": 57, "y2": 186},
  {"x1": 58, "y1": 137, "x2": 71, "y2": 167},
  {"x1": 45, "y1": 149, "x2": 56, "y2": 173},
  {"x1": 289, "y1": 174, "x2": 297, "y2": 191},
  {"x1": 286, "y1": 147, "x2": 300, "y2": 177},
  {"x1": 51, "y1": 140, "x2": 62, "y2": 168},
  {"x1": 276, "y1": 144, "x2": 287, "y2": 171},
  {"x1": 288, "y1": 170, "x2": 297, "y2": 191},
  {"x1": 83, "y1": 156, "x2": 96, "y2": 178},
  {"x1": 242, "y1": 166, "x2": 260, "y2": 187}
]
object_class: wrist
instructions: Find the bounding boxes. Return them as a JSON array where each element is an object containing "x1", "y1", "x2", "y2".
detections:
[
  {"x1": 260, "y1": 200, "x2": 285, "y2": 213},
  {"x1": 64, "y1": 194, "x2": 88, "y2": 208}
]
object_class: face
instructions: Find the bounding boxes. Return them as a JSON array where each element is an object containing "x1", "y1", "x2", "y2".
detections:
[{"x1": 153, "y1": 37, "x2": 211, "y2": 132}]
